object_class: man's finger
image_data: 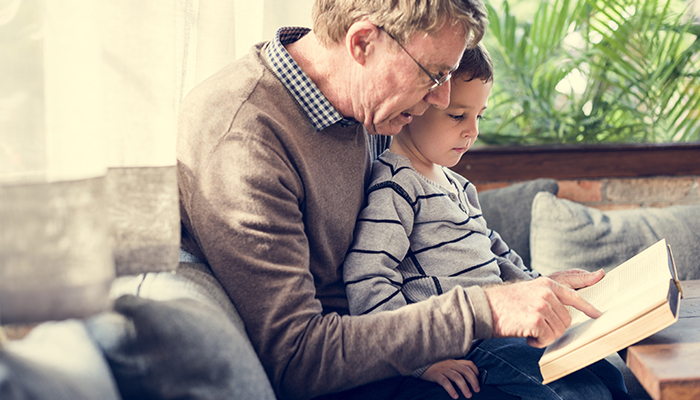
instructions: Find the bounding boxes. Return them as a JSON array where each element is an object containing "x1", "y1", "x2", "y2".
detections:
[
  {"x1": 552, "y1": 282, "x2": 602, "y2": 319},
  {"x1": 528, "y1": 300, "x2": 571, "y2": 348},
  {"x1": 526, "y1": 304, "x2": 564, "y2": 348},
  {"x1": 549, "y1": 287, "x2": 573, "y2": 328},
  {"x1": 527, "y1": 335, "x2": 548, "y2": 348},
  {"x1": 551, "y1": 269, "x2": 604, "y2": 290}
]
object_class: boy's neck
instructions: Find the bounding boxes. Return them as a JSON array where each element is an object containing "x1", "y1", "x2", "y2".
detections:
[{"x1": 389, "y1": 140, "x2": 457, "y2": 193}]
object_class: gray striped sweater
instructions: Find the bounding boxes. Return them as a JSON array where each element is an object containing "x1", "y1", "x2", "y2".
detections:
[{"x1": 344, "y1": 150, "x2": 539, "y2": 317}]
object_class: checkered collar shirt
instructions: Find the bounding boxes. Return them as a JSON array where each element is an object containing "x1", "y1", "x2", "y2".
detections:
[{"x1": 264, "y1": 27, "x2": 358, "y2": 131}]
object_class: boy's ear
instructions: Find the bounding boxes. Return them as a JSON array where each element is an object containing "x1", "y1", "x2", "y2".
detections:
[{"x1": 345, "y1": 20, "x2": 381, "y2": 66}]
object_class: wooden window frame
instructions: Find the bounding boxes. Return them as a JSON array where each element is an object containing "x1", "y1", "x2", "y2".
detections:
[{"x1": 451, "y1": 143, "x2": 700, "y2": 182}]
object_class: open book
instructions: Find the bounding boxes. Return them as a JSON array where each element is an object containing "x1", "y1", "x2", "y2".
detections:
[{"x1": 539, "y1": 238, "x2": 683, "y2": 385}]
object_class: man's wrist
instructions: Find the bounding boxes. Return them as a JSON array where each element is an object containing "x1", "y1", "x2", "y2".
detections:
[{"x1": 464, "y1": 286, "x2": 493, "y2": 340}]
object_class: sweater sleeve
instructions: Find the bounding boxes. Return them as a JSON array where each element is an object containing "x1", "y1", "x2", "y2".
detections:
[
  {"x1": 343, "y1": 174, "x2": 416, "y2": 316},
  {"x1": 489, "y1": 228, "x2": 540, "y2": 282},
  {"x1": 462, "y1": 177, "x2": 540, "y2": 282}
]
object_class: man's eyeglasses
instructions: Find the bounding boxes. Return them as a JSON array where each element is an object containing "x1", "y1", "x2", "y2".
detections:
[{"x1": 378, "y1": 26, "x2": 455, "y2": 92}]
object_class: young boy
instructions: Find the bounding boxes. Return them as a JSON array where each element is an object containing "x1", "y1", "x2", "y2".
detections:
[{"x1": 342, "y1": 43, "x2": 630, "y2": 400}]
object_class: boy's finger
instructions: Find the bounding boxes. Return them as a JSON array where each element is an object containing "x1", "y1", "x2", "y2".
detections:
[
  {"x1": 452, "y1": 362, "x2": 480, "y2": 393},
  {"x1": 448, "y1": 377, "x2": 473, "y2": 399},
  {"x1": 436, "y1": 378, "x2": 460, "y2": 400}
]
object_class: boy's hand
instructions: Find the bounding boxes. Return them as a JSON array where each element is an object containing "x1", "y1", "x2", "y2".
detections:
[{"x1": 419, "y1": 359, "x2": 480, "y2": 399}]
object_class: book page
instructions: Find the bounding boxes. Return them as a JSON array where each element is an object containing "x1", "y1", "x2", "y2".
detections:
[
  {"x1": 568, "y1": 239, "x2": 671, "y2": 327},
  {"x1": 541, "y1": 279, "x2": 670, "y2": 364}
]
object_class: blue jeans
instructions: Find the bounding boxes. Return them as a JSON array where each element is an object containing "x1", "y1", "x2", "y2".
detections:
[
  {"x1": 319, "y1": 375, "x2": 519, "y2": 400},
  {"x1": 467, "y1": 338, "x2": 630, "y2": 400}
]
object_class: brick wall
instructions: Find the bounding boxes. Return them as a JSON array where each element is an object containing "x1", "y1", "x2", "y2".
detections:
[
  {"x1": 475, "y1": 176, "x2": 700, "y2": 210},
  {"x1": 454, "y1": 144, "x2": 700, "y2": 211}
]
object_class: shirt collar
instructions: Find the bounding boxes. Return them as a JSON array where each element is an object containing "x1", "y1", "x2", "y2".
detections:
[{"x1": 264, "y1": 27, "x2": 358, "y2": 131}]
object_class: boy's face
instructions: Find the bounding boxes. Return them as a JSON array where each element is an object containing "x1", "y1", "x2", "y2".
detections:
[{"x1": 397, "y1": 76, "x2": 492, "y2": 168}]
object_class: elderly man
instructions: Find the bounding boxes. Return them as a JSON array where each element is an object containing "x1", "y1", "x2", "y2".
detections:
[{"x1": 175, "y1": 0, "x2": 607, "y2": 399}]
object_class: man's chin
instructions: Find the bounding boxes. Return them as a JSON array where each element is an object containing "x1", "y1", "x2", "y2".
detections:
[
  {"x1": 370, "y1": 115, "x2": 412, "y2": 136},
  {"x1": 370, "y1": 125, "x2": 402, "y2": 136}
]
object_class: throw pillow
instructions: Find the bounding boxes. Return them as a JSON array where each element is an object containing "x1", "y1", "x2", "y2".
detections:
[
  {"x1": 530, "y1": 192, "x2": 700, "y2": 280},
  {"x1": 87, "y1": 295, "x2": 276, "y2": 400},
  {"x1": 479, "y1": 179, "x2": 559, "y2": 269},
  {"x1": 0, "y1": 320, "x2": 121, "y2": 400}
]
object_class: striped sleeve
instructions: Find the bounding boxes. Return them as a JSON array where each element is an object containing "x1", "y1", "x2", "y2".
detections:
[
  {"x1": 488, "y1": 228, "x2": 539, "y2": 281},
  {"x1": 343, "y1": 173, "x2": 418, "y2": 315},
  {"x1": 461, "y1": 175, "x2": 539, "y2": 281}
]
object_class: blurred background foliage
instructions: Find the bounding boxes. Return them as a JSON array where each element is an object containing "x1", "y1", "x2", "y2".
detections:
[{"x1": 479, "y1": 0, "x2": 700, "y2": 145}]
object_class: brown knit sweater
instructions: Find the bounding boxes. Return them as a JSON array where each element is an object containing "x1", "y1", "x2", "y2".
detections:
[{"x1": 177, "y1": 43, "x2": 494, "y2": 400}]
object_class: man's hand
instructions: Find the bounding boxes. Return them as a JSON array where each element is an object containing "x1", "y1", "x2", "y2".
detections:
[
  {"x1": 549, "y1": 268, "x2": 605, "y2": 289},
  {"x1": 484, "y1": 276, "x2": 602, "y2": 348},
  {"x1": 420, "y1": 359, "x2": 480, "y2": 399}
]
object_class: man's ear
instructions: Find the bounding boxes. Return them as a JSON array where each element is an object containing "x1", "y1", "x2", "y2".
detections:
[{"x1": 345, "y1": 20, "x2": 381, "y2": 66}]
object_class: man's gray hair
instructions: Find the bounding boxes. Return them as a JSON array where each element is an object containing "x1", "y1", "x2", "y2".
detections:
[{"x1": 312, "y1": 0, "x2": 488, "y2": 48}]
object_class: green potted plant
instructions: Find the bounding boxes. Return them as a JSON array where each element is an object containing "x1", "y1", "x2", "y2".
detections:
[{"x1": 480, "y1": 0, "x2": 700, "y2": 145}]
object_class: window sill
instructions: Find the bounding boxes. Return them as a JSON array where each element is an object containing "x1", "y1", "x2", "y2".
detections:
[{"x1": 452, "y1": 143, "x2": 700, "y2": 183}]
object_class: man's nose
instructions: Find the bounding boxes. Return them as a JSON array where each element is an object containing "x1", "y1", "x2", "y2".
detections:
[{"x1": 423, "y1": 81, "x2": 451, "y2": 109}]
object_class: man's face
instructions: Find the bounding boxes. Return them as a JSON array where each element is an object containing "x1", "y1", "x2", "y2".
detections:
[{"x1": 359, "y1": 24, "x2": 468, "y2": 136}]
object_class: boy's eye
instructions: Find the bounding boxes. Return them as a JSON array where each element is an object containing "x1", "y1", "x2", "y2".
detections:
[
  {"x1": 477, "y1": 115, "x2": 485, "y2": 121},
  {"x1": 448, "y1": 114, "x2": 464, "y2": 121}
]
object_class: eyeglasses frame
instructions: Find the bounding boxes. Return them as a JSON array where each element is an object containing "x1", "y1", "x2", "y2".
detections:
[{"x1": 378, "y1": 26, "x2": 456, "y2": 92}]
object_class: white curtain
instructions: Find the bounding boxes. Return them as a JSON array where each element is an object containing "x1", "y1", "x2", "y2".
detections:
[{"x1": 0, "y1": 0, "x2": 312, "y2": 324}]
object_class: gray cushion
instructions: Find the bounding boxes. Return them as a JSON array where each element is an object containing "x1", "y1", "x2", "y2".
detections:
[
  {"x1": 0, "y1": 320, "x2": 121, "y2": 400},
  {"x1": 530, "y1": 192, "x2": 700, "y2": 280},
  {"x1": 87, "y1": 295, "x2": 276, "y2": 400},
  {"x1": 479, "y1": 179, "x2": 559, "y2": 269}
]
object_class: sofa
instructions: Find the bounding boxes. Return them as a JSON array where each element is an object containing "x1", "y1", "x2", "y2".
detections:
[{"x1": 3, "y1": 178, "x2": 699, "y2": 400}]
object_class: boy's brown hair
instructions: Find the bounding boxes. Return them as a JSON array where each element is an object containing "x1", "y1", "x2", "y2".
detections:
[{"x1": 454, "y1": 42, "x2": 493, "y2": 83}]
